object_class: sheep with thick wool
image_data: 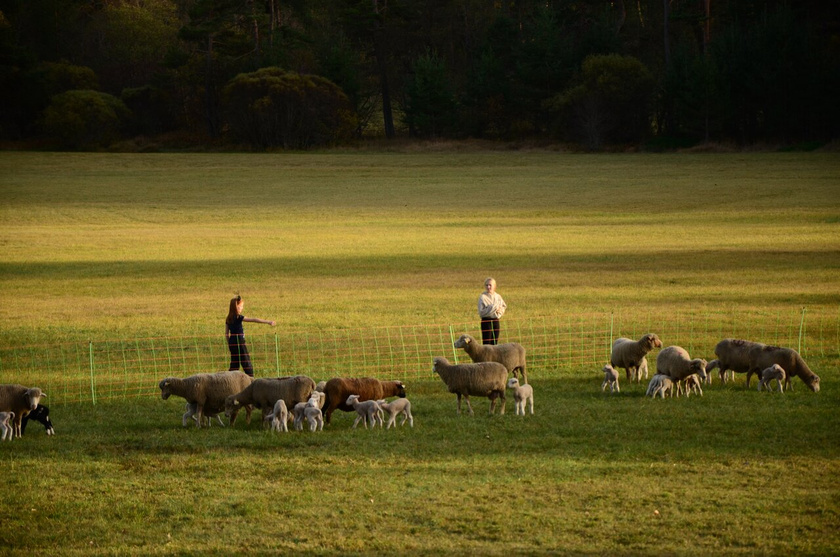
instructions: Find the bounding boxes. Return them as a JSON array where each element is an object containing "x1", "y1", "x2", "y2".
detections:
[
  {"x1": 376, "y1": 398, "x2": 414, "y2": 429},
  {"x1": 757, "y1": 364, "x2": 786, "y2": 393},
  {"x1": 346, "y1": 394, "x2": 384, "y2": 429},
  {"x1": 748, "y1": 345, "x2": 819, "y2": 393},
  {"x1": 705, "y1": 339, "x2": 766, "y2": 385},
  {"x1": 610, "y1": 334, "x2": 662, "y2": 382},
  {"x1": 159, "y1": 371, "x2": 253, "y2": 428},
  {"x1": 0, "y1": 384, "x2": 47, "y2": 439},
  {"x1": 433, "y1": 357, "x2": 507, "y2": 415},
  {"x1": 656, "y1": 346, "x2": 708, "y2": 384},
  {"x1": 321, "y1": 378, "x2": 406, "y2": 424},
  {"x1": 225, "y1": 375, "x2": 316, "y2": 423},
  {"x1": 507, "y1": 377, "x2": 534, "y2": 415},
  {"x1": 0, "y1": 411, "x2": 14, "y2": 441},
  {"x1": 453, "y1": 333, "x2": 527, "y2": 383}
]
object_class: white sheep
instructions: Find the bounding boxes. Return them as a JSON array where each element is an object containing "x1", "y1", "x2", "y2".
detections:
[
  {"x1": 159, "y1": 371, "x2": 253, "y2": 428},
  {"x1": 601, "y1": 364, "x2": 620, "y2": 393},
  {"x1": 758, "y1": 364, "x2": 786, "y2": 393},
  {"x1": 375, "y1": 398, "x2": 414, "y2": 429},
  {"x1": 433, "y1": 357, "x2": 507, "y2": 415},
  {"x1": 304, "y1": 405, "x2": 324, "y2": 432},
  {"x1": 264, "y1": 399, "x2": 289, "y2": 432},
  {"x1": 506, "y1": 377, "x2": 534, "y2": 415},
  {"x1": 656, "y1": 346, "x2": 708, "y2": 384},
  {"x1": 224, "y1": 375, "x2": 316, "y2": 424},
  {"x1": 0, "y1": 411, "x2": 14, "y2": 441},
  {"x1": 706, "y1": 339, "x2": 766, "y2": 385},
  {"x1": 610, "y1": 334, "x2": 662, "y2": 382},
  {"x1": 0, "y1": 384, "x2": 47, "y2": 439},
  {"x1": 346, "y1": 394, "x2": 384, "y2": 429},
  {"x1": 646, "y1": 374, "x2": 674, "y2": 398},
  {"x1": 453, "y1": 333, "x2": 527, "y2": 383}
]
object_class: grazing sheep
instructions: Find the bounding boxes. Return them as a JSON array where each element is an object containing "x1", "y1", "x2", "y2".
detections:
[
  {"x1": 225, "y1": 375, "x2": 316, "y2": 423},
  {"x1": 184, "y1": 402, "x2": 226, "y2": 428},
  {"x1": 656, "y1": 346, "x2": 708, "y2": 384},
  {"x1": 321, "y1": 378, "x2": 406, "y2": 424},
  {"x1": 375, "y1": 398, "x2": 414, "y2": 429},
  {"x1": 507, "y1": 377, "x2": 534, "y2": 415},
  {"x1": 676, "y1": 374, "x2": 704, "y2": 397},
  {"x1": 159, "y1": 370, "x2": 253, "y2": 428},
  {"x1": 706, "y1": 339, "x2": 766, "y2": 385},
  {"x1": 601, "y1": 364, "x2": 620, "y2": 393},
  {"x1": 610, "y1": 334, "x2": 662, "y2": 382},
  {"x1": 346, "y1": 395, "x2": 384, "y2": 429},
  {"x1": 0, "y1": 385, "x2": 47, "y2": 439},
  {"x1": 264, "y1": 399, "x2": 289, "y2": 432},
  {"x1": 432, "y1": 356, "x2": 507, "y2": 415},
  {"x1": 453, "y1": 333, "x2": 527, "y2": 383},
  {"x1": 645, "y1": 374, "x2": 674, "y2": 398},
  {"x1": 20, "y1": 405, "x2": 55, "y2": 436},
  {"x1": 748, "y1": 345, "x2": 819, "y2": 393},
  {"x1": 757, "y1": 364, "x2": 786, "y2": 393},
  {"x1": 0, "y1": 412, "x2": 14, "y2": 441}
]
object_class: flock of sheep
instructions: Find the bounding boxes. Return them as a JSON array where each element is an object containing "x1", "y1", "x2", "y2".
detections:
[
  {"x1": 602, "y1": 335, "x2": 821, "y2": 397},
  {"x1": 0, "y1": 333, "x2": 821, "y2": 440}
]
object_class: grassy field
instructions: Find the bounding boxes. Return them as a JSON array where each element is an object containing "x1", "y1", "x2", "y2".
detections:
[{"x1": 0, "y1": 150, "x2": 839, "y2": 555}]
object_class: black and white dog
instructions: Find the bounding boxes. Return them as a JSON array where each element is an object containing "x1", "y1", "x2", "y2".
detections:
[{"x1": 21, "y1": 405, "x2": 55, "y2": 435}]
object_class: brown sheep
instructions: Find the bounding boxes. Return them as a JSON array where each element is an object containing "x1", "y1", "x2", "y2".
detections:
[
  {"x1": 705, "y1": 339, "x2": 766, "y2": 385},
  {"x1": 0, "y1": 385, "x2": 47, "y2": 439},
  {"x1": 321, "y1": 378, "x2": 406, "y2": 424},
  {"x1": 748, "y1": 345, "x2": 820, "y2": 392},
  {"x1": 610, "y1": 334, "x2": 662, "y2": 382}
]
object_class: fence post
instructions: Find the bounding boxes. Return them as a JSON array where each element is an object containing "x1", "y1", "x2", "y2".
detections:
[
  {"x1": 449, "y1": 325, "x2": 458, "y2": 364},
  {"x1": 798, "y1": 307, "x2": 807, "y2": 354},
  {"x1": 274, "y1": 332, "x2": 280, "y2": 374},
  {"x1": 89, "y1": 341, "x2": 97, "y2": 405},
  {"x1": 609, "y1": 313, "x2": 614, "y2": 361}
]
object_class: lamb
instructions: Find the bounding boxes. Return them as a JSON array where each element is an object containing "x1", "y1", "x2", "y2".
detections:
[
  {"x1": 645, "y1": 374, "x2": 674, "y2": 398},
  {"x1": 184, "y1": 402, "x2": 226, "y2": 428},
  {"x1": 264, "y1": 399, "x2": 289, "y2": 432},
  {"x1": 303, "y1": 403, "x2": 324, "y2": 432},
  {"x1": 610, "y1": 334, "x2": 662, "y2": 382},
  {"x1": 453, "y1": 333, "x2": 527, "y2": 383},
  {"x1": 0, "y1": 384, "x2": 47, "y2": 439},
  {"x1": 321, "y1": 378, "x2": 406, "y2": 424},
  {"x1": 601, "y1": 364, "x2": 620, "y2": 393},
  {"x1": 748, "y1": 345, "x2": 819, "y2": 393},
  {"x1": 375, "y1": 398, "x2": 414, "y2": 429},
  {"x1": 656, "y1": 346, "x2": 708, "y2": 384},
  {"x1": 705, "y1": 339, "x2": 766, "y2": 385},
  {"x1": 20, "y1": 405, "x2": 55, "y2": 436},
  {"x1": 757, "y1": 364, "x2": 786, "y2": 393},
  {"x1": 346, "y1": 394, "x2": 384, "y2": 429},
  {"x1": 159, "y1": 370, "x2": 253, "y2": 428},
  {"x1": 0, "y1": 412, "x2": 14, "y2": 441},
  {"x1": 676, "y1": 374, "x2": 704, "y2": 397},
  {"x1": 292, "y1": 392, "x2": 325, "y2": 431},
  {"x1": 432, "y1": 356, "x2": 507, "y2": 415},
  {"x1": 225, "y1": 375, "x2": 317, "y2": 423},
  {"x1": 507, "y1": 377, "x2": 534, "y2": 415}
]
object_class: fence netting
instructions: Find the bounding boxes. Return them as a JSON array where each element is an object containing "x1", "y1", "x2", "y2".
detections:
[{"x1": 1, "y1": 307, "x2": 837, "y2": 405}]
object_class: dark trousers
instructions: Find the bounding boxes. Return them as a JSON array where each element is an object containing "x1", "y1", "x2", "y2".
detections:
[
  {"x1": 228, "y1": 335, "x2": 254, "y2": 376},
  {"x1": 481, "y1": 318, "x2": 500, "y2": 345}
]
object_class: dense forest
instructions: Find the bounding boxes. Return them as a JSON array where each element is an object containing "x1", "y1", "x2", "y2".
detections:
[{"x1": 1, "y1": 0, "x2": 838, "y2": 150}]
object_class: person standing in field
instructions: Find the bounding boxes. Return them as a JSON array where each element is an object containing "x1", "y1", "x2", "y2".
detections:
[
  {"x1": 225, "y1": 295, "x2": 276, "y2": 377},
  {"x1": 478, "y1": 277, "x2": 506, "y2": 345}
]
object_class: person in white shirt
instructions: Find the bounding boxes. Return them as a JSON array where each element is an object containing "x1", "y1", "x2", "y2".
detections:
[{"x1": 478, "y1": 277, "x2": 506, "y2": 345}]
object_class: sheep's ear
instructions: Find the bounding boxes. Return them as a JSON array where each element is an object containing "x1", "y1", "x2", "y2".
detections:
[{"x1": 41, "y1": 393, "x2": 47, "y2": 398}]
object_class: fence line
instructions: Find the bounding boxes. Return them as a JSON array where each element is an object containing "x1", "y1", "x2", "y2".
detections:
[{"x1": 0, "y1": 307, "x2": 837, "y2": 406}]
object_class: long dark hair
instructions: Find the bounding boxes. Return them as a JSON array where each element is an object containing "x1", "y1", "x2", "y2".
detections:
[{"x1": 225, "y1": 295, "x2": 242, "y2": 325}]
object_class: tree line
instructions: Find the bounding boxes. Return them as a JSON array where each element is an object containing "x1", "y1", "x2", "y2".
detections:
[{"x1": 1, "y1": 0, "x2": 837, "y2": 150}]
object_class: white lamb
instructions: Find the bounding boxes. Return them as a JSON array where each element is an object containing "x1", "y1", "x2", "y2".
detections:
[
  {"x1": 264, "y1": 399, "x2": 289, "y2": 432},
  {"x1": 303, "y1": 396, "x2": 324, "y2": 432},
  {"x1": 346, "y1": 394, "x2": 383, "y2": 429},
  {"x1": 601, "y1": 364, "x2": 620, "y2": 393},
  {"x1": 677, "y1": 374, "x2": 704, "y2": 397},
  {"x1": 0, "y1": 411, "x2": 14, "y2": 441},
  {"x1": 758, "y1": 364, "x2": 786, "y2": 393},
  {"x1": 646, "y1": 374, "x2": 674, "y2": 398},
  {"x1": 375, "y1": 398, "x2": 414, "y2": 429},
  {"x1": 506, "y1": 377, "x2": 534, "y2": 415}
]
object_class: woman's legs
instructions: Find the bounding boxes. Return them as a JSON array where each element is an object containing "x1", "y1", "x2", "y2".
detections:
[
  {"x1": 481, "y1": 319, "x2": 500, "y2": 345},
  {"x1": 228, "y1": 336, "x2": 255, "y2": 376}
]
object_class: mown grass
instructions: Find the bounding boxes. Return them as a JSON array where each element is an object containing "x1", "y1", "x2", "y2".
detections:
[{"x1": 0, "y1": 150, "x2": 838, "y2": 555}]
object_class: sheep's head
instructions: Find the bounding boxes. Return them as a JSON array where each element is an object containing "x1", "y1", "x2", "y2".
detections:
[
  {"x1": 453, "y1": 334, "x2": 471, "y2": 349},
  {"x1": 24, "y1": 388, "x2": 45, "y2": 411},
  {"x1": 507, "y1": 377, "x2": 520, "y2": 389},
  {"x1": 642, "y1": 334, "x2": 662, "y2": 350},
  {"x1": 395, "y1": 381, "x2": 407, "y2": 398},
  {"x1": 346, "y1": 394, "x2": 360, "y2": 406},
  {"x1": 432, "y1": 357, "x2": 448, "y2": 374},
  {"x1": 159, "y1": 378, "x2": 173, "y2": 400},
  {"x1": 224, "y1": 395, "x2": 240, "y2": 418},
  {"x1": 690, "y1": 359, "x2": 708, "y2": 380},
  {"x1": 806, "y1": 374, "x2": 820, "y2": 393}
]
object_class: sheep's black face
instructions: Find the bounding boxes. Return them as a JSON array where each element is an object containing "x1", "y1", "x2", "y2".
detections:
[{"x1": 396, "y1": 383, "x2": 407, "y2": 398}]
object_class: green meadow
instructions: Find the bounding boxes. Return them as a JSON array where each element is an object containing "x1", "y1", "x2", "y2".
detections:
[{"x1": 0, "y1": 150, "x2": 839, "y2": 555}]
